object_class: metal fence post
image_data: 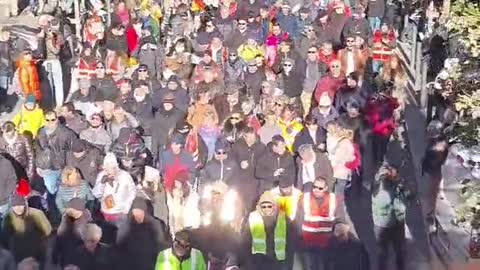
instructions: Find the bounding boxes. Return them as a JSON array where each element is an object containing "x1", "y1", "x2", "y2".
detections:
[
  {"x1": 410, "y1": 27, "x2": 418, "y2": 71},
  {"x1": 420, "y1": 58, "x2": 429, "y2": 109},
  {"x1": 415, "y1": 41, "x2": 422, "y2": 91}
]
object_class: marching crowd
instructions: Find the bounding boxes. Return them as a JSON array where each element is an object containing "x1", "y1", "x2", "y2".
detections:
[{"x1": 0, "y1": 0, "x2": 451, "y2": 270}]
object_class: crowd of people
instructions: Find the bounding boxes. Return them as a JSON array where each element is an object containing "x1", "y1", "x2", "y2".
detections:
[{"x1": 0, "y1": 0, "x2": 448, "y2": 270}]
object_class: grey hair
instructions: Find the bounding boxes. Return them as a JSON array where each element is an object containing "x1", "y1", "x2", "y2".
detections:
[
  {"x1": 298, "y1": 144, "x2": 314, "y2": 157},
  {"x1": 81, "y1": 223, "x2": 103, "y2": 241},
  {"x1": 17, "y1": 257, "x2": 40, "y2": 270}
]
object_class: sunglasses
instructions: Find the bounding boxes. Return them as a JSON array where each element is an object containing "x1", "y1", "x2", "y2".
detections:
[
  {"x1": 138, "y1": 69, "x2": 147, "y2": 72},
  {"x1": 283, "y1": 64, "x2": 292, "y2": 67},
  {"x1": 313, "y1": 185, "x2": 326, "y2": 190},
  {"x1": 46, "y1": 118, "x2": 57, "y2": 122},
  {"x1": 238, "y1": 22, "x2": 247, "y2": 26},
  {"x1": 274, "y1": 102, "x2": 283, "y2": 107},
  {"x1": 229, "y1": 53, "x2": 237, "y2": 57},
  {"x1": 346, "y1": 39, "x2": 355, "y2": 43},
  {"x1": 261, "y1": 204, "x2": 273, "y2": 209},
  {"x1": 216, "y1": 151, "x2": 227, "y2": 155},
  {"x1": 230, "y1": 117, "x2": 240, "y2": 120},
  {"x1": 96, "y1": 66, "x2": 105, "y2": 70},
  {"x1": 307, "y1": 50, "x2": 317, "y2": 54}
]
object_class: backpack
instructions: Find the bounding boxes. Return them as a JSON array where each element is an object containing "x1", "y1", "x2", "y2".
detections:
[{"x1": 345, "y1": 143, "x2": 361, "y2": 172}]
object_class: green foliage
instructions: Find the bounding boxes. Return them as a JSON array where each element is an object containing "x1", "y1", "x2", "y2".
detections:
[{"x1": 447, "y1": 0, "x2": 480, "y2": 57}]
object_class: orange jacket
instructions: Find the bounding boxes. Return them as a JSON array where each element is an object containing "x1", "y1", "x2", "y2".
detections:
[{"x1": 17, "y1": 60, "x2": 41, "y2": 101}]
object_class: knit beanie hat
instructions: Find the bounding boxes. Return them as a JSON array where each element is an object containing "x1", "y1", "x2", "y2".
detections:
[{"x1": 103, "y1": 152, "x2": 119, "y2": 170}]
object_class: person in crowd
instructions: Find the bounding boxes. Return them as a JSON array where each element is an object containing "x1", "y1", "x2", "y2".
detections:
[
  {"x1": 255, "y1": 135, "x2": 296, "y2": 193},
  {"x1": 301, "y1": 45, "x2": 323, "y2": 116},
  {"x1": 277, "y1": 104, "x2": 303, "y2": 152},
  {"x1": 79, "y1": 112, "x2": 113, "y2": 152},
  {"x1": 36, "y1": 110, "x2": 77, "y2": 195},
  {"x1": 0, "y1": 153, "x2": 17, "y2": 220},
  {"x1": 342, "y1": 4, "x2": 370, "y2": 41},
  {"x1": 325, "y1": 120, "x2": 356, "y2": 203},
  {"x1": 312, "y1": 93, "x2": 339, "y2": 129},
  {"x1": 158, "y1": 133, "x2": 198, "y2": 191},
  {"x1": 92, "y1": 61, "x2": 118, "y2": 102},
  {"x1": 116, "y1": 197, "x2": 171, "y2": 270},
  {"x1": 0, "y1": 27, "x2": 13, "y2": 113},
  {"x1": 372, "y1": 161, "x2": 412, "y2": 270},
  {"x1": 422, "y1": 120, "x2": 449, "y2": 232},
  {"x1": 16, "y1": 50, "x2": 41, "y2": 102},
  {"x1": 293, "y1": 115, "x2": 327, "y2": 153},
  {"x1": 314, "y1": 60, "x2": 345, "y2": 103},
  {"x1": 325, "y1": 220, "x2": 370, "y2": 270},
  {"x1": 296, "y1": 143, "x2": 334, "y2": 192},
  {"x1": 166, "y1": 175, "x2": 201, "y2": 237},
  {"x1": 337, "y1": 35, "x2": 368, "y2": 77},
  {"x1": 66, "y1": 223, "x2": 115, "y2": 270},
  {"x1": 201, "y1": 139, "x2": 239, "y2": 188},
  {"x1": 259, "y1": 110, "x2": 283, "y2": 145},
  {"x1": 55, "y1": 166, "x2": 94, "y2": 215},
  {"x1": 66, "y1": 139, "x2": 104, "y2": 187},
  {"x1": 334, "y1": 71, "x2": 366, "y2": 113},
  {"x1": 60, "y1": 103, "x2": 88, "y2": 135},
  {"x1": 43, "y1": 25, "x2": 65, "y2": 107},
  {"x1": 244, "y1": 191, "x2": 291, "y2": 270},
  {"x1": 371, "y1": 21, "x2": 396, "y2": 73},
  {"x1": 295, "y1": 178, "x2": 337, "y2": 270},
  {"x1": 270, "y1": 175, "x2": 302, "y2": 221},
  {"x1": 53, "y1": 198, "x2": 92, "y2": 268},
  {"x1": 154, "y1": 230, "x2": 207, "y2": 270},
  {"x1": 12, "y1": 95, "x2": 45, "y2": 138},
  {"x1": 0, "y1": 121, "x2": 35, "y2": 179},
  {"x1": 92, "y1": 152, "x2": 136, "y2": 226},
  {"x1": 1, "y1": 194, "x2": 52, "y2": 266}
]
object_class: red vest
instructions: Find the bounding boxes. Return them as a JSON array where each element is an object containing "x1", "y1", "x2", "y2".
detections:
[
  {"x1": 77, "y1": 58, "x2": 94, "y2": 79},
  {"x1": 301, "y1": 192, "x2": 336, "y2": 248}
]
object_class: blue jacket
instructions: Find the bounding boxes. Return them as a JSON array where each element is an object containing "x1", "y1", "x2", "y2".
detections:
[{"x1": 276, "y1": 14, "x2": 300, "y2": 39}]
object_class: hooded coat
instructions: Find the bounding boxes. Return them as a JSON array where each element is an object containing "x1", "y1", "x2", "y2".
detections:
[
  {"x1": 115, "y1": 198, "x2": 171, "y2": 270},
  {"x1": 150, "y1": 106, "x2": 185, "y2": 157}
]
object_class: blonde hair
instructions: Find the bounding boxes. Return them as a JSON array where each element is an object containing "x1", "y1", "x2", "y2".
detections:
[
  {"x1": 61, "y1": 166, "x2": 81, "y2": 187},
  {"x1": 327, "y1": 122, "x2": 354, "y2": 141}
]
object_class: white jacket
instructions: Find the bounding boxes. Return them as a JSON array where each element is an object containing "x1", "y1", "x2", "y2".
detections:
[
  {"x1": 93, "y1": 169, "x2": 136, "y2": 215},
  {"x1": 326, "y1": 135, "x2": 355, "y2": 180}
]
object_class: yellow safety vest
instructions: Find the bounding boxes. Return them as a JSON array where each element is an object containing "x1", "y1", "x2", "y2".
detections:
[
  {"x1": 248, "y1": 211, "x2": 287, "y2": 260},
  {"x1": 155, "y1": 248, "x2": 206, "y2": 270}
]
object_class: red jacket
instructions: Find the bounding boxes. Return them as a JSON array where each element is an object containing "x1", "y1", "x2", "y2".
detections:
[
  {"x1": 125, "y1": 26, "x2": 139, "y2": 56},
  {"x1": 314, "y1": 74, "x2": 345, "y2": 102},
  {"x1": 365, "y1": 96, "x2": 399, "y2": 137},
  {"x1": 371, "y1": 30, "x2": 395, "y2": 62}
]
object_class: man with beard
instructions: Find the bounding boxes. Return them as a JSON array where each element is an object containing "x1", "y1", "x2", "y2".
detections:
[
  {"x1": 80, "y1": 112, "x2": 113, "y2": 152},
  {"x1": 154, "y1": 230, "x2": 207, "y2": 270},
  {"x1": 116, "y1": 198, "x2": 170, "y2": 270}
]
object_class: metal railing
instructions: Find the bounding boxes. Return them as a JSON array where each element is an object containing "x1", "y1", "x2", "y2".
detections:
[{"x1": 397, "y1": 15, "x2": 430, "y2": 110}]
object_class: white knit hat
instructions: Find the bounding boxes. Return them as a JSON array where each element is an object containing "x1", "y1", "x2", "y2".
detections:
[{"x1": 103, "y1": 152, "x2": 119, "y2": 169}]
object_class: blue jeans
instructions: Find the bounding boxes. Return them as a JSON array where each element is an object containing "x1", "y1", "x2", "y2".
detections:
[
  {"x1": 369, "y1": 17, "x2": 381, "y2": 31},
  {"x1": 43, "y1": 59, "x2": 64, "y2": 107},
  {"x1": 372, "y1": 60, "x2": 383, "y2": 74},
  {"x1": 40, "y1": 169, "x2": 61, "y2": 194},
  {"x1": 0, "y1": 75, "x2": 8, "y2": 91}
]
